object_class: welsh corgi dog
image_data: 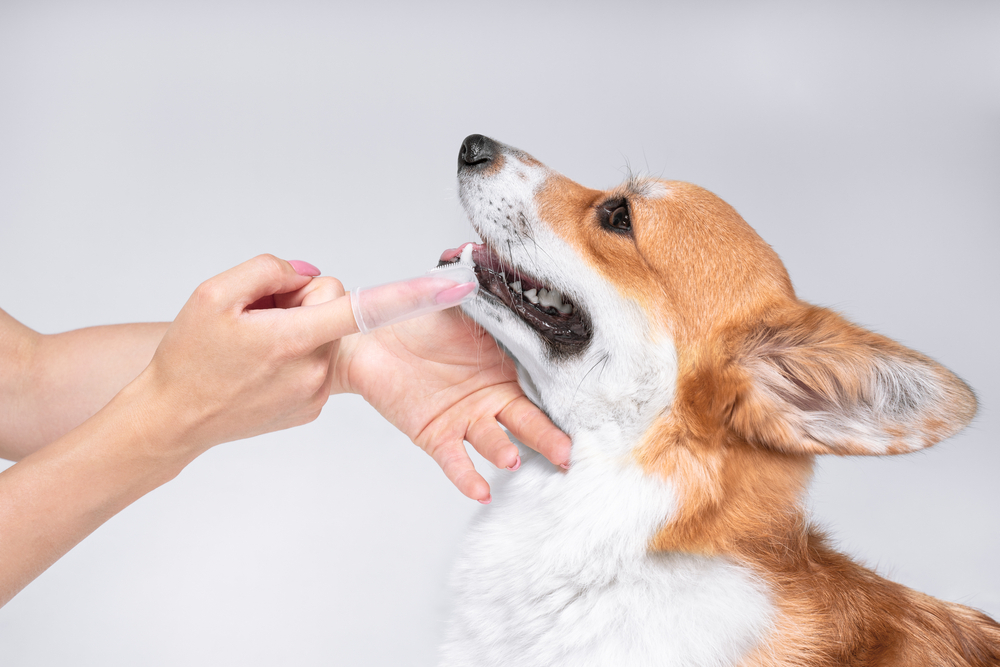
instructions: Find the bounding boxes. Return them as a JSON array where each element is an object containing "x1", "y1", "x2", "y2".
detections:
[{"x1": 436, "y1": 135, "x2": 999, "y2": 667}]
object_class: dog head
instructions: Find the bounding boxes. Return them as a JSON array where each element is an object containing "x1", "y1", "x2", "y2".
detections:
[{"x1": 444, "y1": 135, "x2": 976, "y2": 478}]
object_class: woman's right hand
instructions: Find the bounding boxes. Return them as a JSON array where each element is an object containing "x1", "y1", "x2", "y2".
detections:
[
  {"x1": 135, "y1": 254, "x2": 358, "y2": 461},
  {"x1": 0, "y1": 254, "x2": 359, "y2": 607}
]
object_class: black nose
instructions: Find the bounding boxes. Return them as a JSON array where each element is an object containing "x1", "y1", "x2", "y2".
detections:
[{"x1": 458, "y1": 134, "x2": 497, "y2": 171}]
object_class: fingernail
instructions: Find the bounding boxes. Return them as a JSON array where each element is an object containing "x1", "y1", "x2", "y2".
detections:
[
  {"x1": 289, "y1": 260, "x2": 321, "y2": 276},
  {"x1": 559, "y1": 463, "x2": 570, "y2": 470},
  {"x1": 434, "y1": 282, "x2": 477, "y2": 306},
  {"x1": 506, "y1": 455, "x2": 521, "y2": 472},
  {"x1": 478, "y1": 495, "x2": 492, "y2": 505}
]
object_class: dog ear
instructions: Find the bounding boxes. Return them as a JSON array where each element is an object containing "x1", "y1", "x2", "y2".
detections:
[{"x1": 726, "y1": 304, "x2": 977, "y2": 456}]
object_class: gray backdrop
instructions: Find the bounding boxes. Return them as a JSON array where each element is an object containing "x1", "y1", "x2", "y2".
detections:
[{"x1": 1, "y1": 2, "x2": 997, "y2": 665}]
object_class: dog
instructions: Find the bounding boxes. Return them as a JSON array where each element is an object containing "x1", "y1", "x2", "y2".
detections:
[{"x1": 435, "y1": 135, "x2": 999, "y2": 666}]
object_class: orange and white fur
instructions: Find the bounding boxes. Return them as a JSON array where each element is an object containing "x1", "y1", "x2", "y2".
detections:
[{"x1": 437, "y1": 135, "x2": 999, "y2": 667}]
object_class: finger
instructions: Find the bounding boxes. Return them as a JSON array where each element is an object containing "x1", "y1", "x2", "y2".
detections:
[
  {"x1": 467, "y1": 416, "x2": 521, "y2": 471},
  {"x1": 300, "y1": 276, "x2": 345, "y2": 307},
  {"x1": 352, "y1": 270, "x2": 476, "y2": 333},
  {"x1": 498, "y1": 396, "x2": 572, "y2": 468},
  {"x1": 426, "y1": 440, "x2": 492, "y2": 502},
  {"x1": 293, "y1": 293, "x2": 360, "y2": 346},
  {"x1": 274, "y1": 276, "x2": 346, "y2": 309},
  {"x1": 288, "y1": 260, "x2": 321, "y2": 277},
  {"x1": 246, "y1": 294, "x2": 276, "y2": 310},
  {"x1": 202, "y1": 254, "x2": 314, "y2": 311}
]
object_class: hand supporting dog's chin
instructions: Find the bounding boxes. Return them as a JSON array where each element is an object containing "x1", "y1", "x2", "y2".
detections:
[
  {"x1": 461, "y1": 296, "x2": 555, "y2": 381},
  {"x1": 332, "y1": 309, "x2": 572, "y2": 500},
  {"x1": 457, "y1": 303, "x2": 579, "y2": 444},
  {"x1": 480, "y1": 337, "x2": 559, "y2": 433}
]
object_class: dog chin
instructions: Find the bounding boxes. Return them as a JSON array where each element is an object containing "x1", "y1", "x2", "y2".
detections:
[{"x1": 460, "y1": 296, "x2": 553, "y2": 407}]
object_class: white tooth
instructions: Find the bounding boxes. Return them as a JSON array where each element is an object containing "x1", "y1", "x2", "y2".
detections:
[
  {"x1": 509, "y1": 281, "x2": 522, "y2": 294},
  {"x1": 460, "y1": 244, "x2": 474, "y2": 265},
  {"x1": 524, "y1": 288, "x2": 539, "y2": 304},
  {"x1": 539, "y1": 288, "x2": 564, "y2": 309},
  {"x1": 558, "y1": 302, "x2": 573, "y2": 314}
]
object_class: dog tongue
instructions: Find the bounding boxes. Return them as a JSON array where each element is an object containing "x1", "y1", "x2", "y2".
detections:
[{"x1": 439, "y1": 242, "x2": 480, "y2": 263}]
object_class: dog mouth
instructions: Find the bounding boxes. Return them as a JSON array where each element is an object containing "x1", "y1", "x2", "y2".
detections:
[{"x1": 438, "y1": 243, "x2": 592, "y2": 351}]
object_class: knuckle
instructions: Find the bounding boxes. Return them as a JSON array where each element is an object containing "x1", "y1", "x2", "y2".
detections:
[
  {"x1": 324, "y1": 276, "x2": 346, "y2": 297},
  {"x1": 311, "y1": 276, "x2": 346, "y2": 302},
  {"x1": 438, "y1": 447, "x2": 465, "y2": 472},
  {"x1": 254, "y1": 253, "x2": 286, "y2": 277},
  {"x1": 193, "y1": 278, "x2": 224, "y2": 306}
]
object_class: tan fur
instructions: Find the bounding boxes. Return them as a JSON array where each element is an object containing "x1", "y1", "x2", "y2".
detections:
[{"x1": 534, "y1": 174, "x2": 995, "y2": 665}]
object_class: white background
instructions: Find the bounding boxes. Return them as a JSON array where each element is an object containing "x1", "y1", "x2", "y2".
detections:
[{"x1": 1, "y1": 2, "x2": 998, "y2": 665}]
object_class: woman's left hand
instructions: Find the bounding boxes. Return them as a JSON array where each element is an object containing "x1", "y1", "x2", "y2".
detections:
[{"x1": 334, "y1": 307, "x2": 571, "y2": 503}]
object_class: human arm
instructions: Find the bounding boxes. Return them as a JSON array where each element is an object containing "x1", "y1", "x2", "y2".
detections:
[
  {"x1": 2, "y1": 256, "x2": 569, "y2": 505},
  {"x1": 0, "y1": 308, "x2": 168, "y2": 461},
  {"x1": 0, "y1": 255, "x2": 350, "y2": 607}
]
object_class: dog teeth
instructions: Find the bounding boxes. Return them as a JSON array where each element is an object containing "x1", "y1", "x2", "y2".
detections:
[
  {"x1": 537, "y1": 288, "x2": 562, "y2": 309},
  {"x1": 508, "y1": 278, "x2": 576, "y2": 314},
  {"x1": 460, "y1": 243, "x2": 474, "y2": 266}
]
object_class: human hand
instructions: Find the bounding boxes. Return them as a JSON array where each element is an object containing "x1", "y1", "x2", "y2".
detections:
[
  {"x1": 0, "y1": 255, "x2": 360, "y2": 607},
  {"x1": 135, "y1": 254, "x2": 355, "y2": 459},
  {"x1": 141, "y1": 253, "x2": 570, "y2": 501},
  {"x1": 336, "y1": 305, "x2": 572, "y2": 503}
]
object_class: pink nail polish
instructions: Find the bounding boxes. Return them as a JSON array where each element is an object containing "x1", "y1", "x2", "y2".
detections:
[
  {"x1": 506, "y1": 455, "x2": 521, "y2": 472},
  {"x1": 478, "y1": 495, "x2": 492, "y2": 505},
  {"x1": 289, "y1": 260, "x2": 321, "y2": 276},
  {"x1": 434, "y1": 282, "x2": 477, "y2": 306}
]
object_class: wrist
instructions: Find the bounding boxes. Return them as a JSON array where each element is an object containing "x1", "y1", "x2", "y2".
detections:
[
  {"x1": 0, "y1": 317, "x2": 42, "y2": 460},
  {"x1": 0, "y1": 315, "x2": 39, "y2": 397},
  {"x1": 113, "y1": 369, "x2": 214, "y2": 470}
]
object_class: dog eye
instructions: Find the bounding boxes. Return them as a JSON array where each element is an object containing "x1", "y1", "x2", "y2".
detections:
[
  {"x1": 599, "y1": 199, "x2": 632, "y2": 234},
  {"x1": 609, "y1": 206, "x2": 630, "y2": 231}
]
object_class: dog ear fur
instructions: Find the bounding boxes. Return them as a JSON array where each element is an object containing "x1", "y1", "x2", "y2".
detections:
[{"x1": 726, "y1": 304, "x2": 977, "y2": 456}]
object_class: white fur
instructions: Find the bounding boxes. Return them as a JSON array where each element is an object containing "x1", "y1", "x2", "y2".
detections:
[
  {"x1": 441, "y1": 140, "x2": 777, "y2": 666},
  {"x1": 440, "y1": 442, "x2": 774, "y2": 667},
  {"x1": 629, "y1": 178, "x2": 669, "y2": 200}
]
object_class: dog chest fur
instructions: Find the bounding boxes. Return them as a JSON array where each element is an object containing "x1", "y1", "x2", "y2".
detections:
[{"x1": 439, "y1": 434, "x2": 775, "y2": 667}]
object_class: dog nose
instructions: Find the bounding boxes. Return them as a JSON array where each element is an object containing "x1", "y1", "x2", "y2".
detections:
[{"x1": 458, "y1": 134, "x2": 498, "y2": 171}]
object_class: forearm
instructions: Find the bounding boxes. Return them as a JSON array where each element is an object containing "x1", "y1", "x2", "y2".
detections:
[
  {"x1": 1, "y1": 311, "x2": 168, "y2": 460},
  {"x1": 0, "y1": 376, "x2": 196, "y2": 607},
  {"x1": 0, "y1": 257, "x2": 355, "y2": 607}
]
